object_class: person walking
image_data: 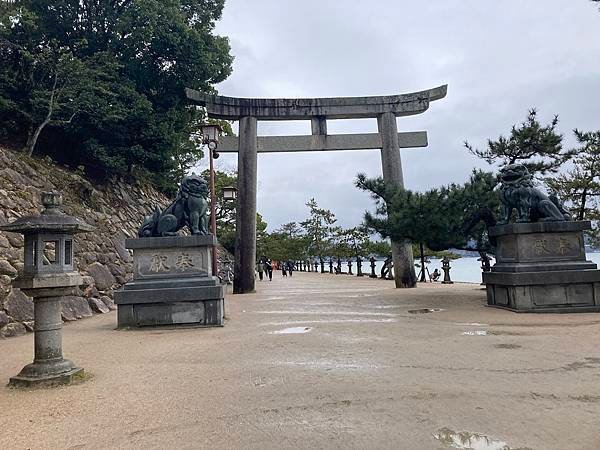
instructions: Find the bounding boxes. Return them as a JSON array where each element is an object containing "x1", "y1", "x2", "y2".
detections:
[
  {"x1": 287, "y1": 261, "x2": 294, "y2": 277},
  {"x1": 264, "y1": 258, "x2": 273, "y2": 281},
  {"x1": 282, "y1": 262, "x2": 287, "y2": 277},
  {"x1": 256, "y1": 259, "x2": 264, "y2": 281}
]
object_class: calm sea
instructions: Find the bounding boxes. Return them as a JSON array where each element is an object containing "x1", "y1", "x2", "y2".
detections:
[{"x1": 363, "y1": 253, "x2": 600, "y2": 284}]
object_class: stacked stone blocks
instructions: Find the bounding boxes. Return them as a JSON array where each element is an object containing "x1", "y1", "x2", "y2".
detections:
[
  {"x1": 484, "y1": 221, "x2": 600, "y2": 312},
  {"x1": 115, "y1": 235, "x2": 224, "y2": 327}
]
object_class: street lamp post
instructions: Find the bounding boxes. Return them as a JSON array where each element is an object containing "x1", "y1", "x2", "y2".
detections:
[{"x1": 201, "y1": 124, "x2": 222, "y2": 277}]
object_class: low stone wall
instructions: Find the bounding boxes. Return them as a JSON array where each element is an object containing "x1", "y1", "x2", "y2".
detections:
[{"x1": 0, "y1": 146, "x2": 172, "y2": 337}]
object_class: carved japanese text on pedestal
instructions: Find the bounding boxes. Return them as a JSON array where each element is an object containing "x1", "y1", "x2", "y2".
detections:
[{"x1": 136, "y1": 248, "x2": 209, "y2": 278}]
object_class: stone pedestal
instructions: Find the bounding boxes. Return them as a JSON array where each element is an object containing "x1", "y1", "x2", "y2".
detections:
[
  {"x1": 9, "y1": 273, "x2": 84, "y2": 388},
  {"x1": 483, "y1": 221, "x2": 600, "y2": 313},
  {"x1": 115, "y1": 235, "x2": 225, "y2": 327}
]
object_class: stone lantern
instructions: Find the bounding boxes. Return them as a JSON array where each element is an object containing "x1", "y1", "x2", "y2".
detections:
[
  {"x1": 441, "y1": 256, "x2": 454, "y2": 285},
  {"x1": 369, "y1": 256, "x2": 377, "y2": 278},
  {"x1": 0, "y1": 192, "x2": 93, "y2": 387}
]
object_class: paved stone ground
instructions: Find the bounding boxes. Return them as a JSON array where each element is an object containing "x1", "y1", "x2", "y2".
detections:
[{"x1": 2, "y1": 273, "x2": 600, "y2": 449}]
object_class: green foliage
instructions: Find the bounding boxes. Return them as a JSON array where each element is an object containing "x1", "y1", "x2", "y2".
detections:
[
  {"x1": 464, "y1": 109, "x2": 571, "y2": 175},
  {"x1": 255, "y1": 212, "x2": 269, "y2": 258},
  {"x1": 547, "y1": 129, "x2": 600, "y2": 245},
  {"x1": 202, "y1": 168, "x2": 237, "y2": 253},
  {"x1": 217, "y1": 194, "x2": 395, "y2": 263},
  {"x1": 410, "y1": 243, "x2": 459, "y2": 260},
  {"x1": 329, "y1": 226, "x2": 371, "y2": 259},
  {"x1": 260, "y1": 222, "x2": 308, "y2": 261},
  {"x1": 364, "y1": 240, "x2": 391, "y2": 257},
  {"x1": 257, "y1": 199, "x2": 388, "y2": 262},
  {"x1": 356, "y1": 170, "x2": 500, "y2": 253},
  {"x1": 300, "y1": 198, "x2": 337, "y2": 261},
  {"x1": 0, "y1": 0, "x2": 233, "y2": 189},
  {"x1": 202, "y1": 168, "x2": 269, "y2": 255}
]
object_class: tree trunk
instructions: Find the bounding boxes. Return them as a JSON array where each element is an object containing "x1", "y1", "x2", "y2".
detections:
[
  {"x1": 24, "y1": 71, "x2": 58, "y2": 158},
  {"x1": 419, "y1": 242, "x2": 426, "y2": 282},
  {"x1": 579, "y1": 190, "x2": 587, "y2": 221},
  {"x1": 24, "y1": 117, "x2": 51, "y2": 158}
]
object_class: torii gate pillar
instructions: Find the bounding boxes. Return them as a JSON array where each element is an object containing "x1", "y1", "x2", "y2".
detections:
[
  {"x1": 235, "y1": 116, "x2": 258, "y2": 294},
  {"x1": 378, "y1": 112, "x2": 416, "y2": 288}
]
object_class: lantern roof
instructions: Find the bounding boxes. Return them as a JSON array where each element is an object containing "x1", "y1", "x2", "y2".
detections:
[{"x1": 0, "y1": 192, "x2": 94, "y2": 235}]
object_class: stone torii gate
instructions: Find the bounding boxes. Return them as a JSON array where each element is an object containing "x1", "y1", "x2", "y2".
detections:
[{"x1": 186, "y1": 85, "x2": 447, "y2": 294}]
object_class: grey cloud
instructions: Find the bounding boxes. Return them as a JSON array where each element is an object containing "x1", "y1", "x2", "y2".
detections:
[{"x1": 204, "y1": 0, "x2": 600, "y2": 230}]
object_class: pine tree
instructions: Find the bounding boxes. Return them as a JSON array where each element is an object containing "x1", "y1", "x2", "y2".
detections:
[
  {"x1": 356, "y1": 171, "x2": 500, "y2": 258},
  {"x1": 464, "y1": 109, "x2": 571, "y2": 175},
  {"x1": 547, "y1": 130, "x2": 600, "y2": 244},
  {"x1": 300, "y1": 199, "x2": 337, "y2": 265}
]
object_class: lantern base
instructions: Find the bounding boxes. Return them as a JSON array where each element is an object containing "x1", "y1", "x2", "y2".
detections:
[{"x1": 8, "y1": 361, "x2": 84, "y2": 389}]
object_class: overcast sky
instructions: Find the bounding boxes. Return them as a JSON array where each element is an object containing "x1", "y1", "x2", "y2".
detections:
[{"x1": 198, "y1": 0, "x2": 600, "y2": 231}]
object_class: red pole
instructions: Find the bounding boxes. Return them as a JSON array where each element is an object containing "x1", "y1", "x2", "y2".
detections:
[{"x1": 209, "y1": 149, "x2": 218, "y2": 276}]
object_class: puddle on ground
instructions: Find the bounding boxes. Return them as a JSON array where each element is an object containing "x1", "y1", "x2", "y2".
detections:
[
  {"x1": 494, "y1": 343, "x2": 522, "y2": 349},
  {"x1": 462, "y1": 330, "x2": 488, "y2": 336},
  {"x1": 332, "y1": 293, "x2": 376, "y2": 298},
  {"x1": 488, "y1": 330, "x2": 525, "y2": 336},
  {"x1": 260, "y1": 318, "x2": 398, "y2": 326},
  {"x1": 274, "y1": 288, "x2": 382, "y2": 296},
  {"x1": 282, "y1": 360, "x2": 381, "y2": 370},
  {"x1": 270, "y1": 327, "x2": 312, "y2": 335},
  {"x1": 434, "y1": 427, "x2": 514, "y2": 449},
  {"x1": 256, "y1": 311, "x2": 399, "y2": 317},
  {"x1": 408, "y1": 308, "x2": 444, "y2": 314},
  {"x1": 373, "y1": 305, "x2": 403, "y2": 309}
]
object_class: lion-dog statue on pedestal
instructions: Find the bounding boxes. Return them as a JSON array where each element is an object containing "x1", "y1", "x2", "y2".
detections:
[
  {"x1": 498, "y1": 164, "x2": 570, "y2": 224},
  {"x1": 138, "y1": 175, "x2": 209, "y2": 237}
]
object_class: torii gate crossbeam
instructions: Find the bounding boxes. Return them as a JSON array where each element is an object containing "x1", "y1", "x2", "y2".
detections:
[{"x1": 186, "y1": 85, "x2": 447, "y2": 294}]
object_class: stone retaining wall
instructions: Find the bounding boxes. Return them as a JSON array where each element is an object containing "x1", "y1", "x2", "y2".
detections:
[{"x1": 0, "y1": 146, "x2": 219, "y2": 338}]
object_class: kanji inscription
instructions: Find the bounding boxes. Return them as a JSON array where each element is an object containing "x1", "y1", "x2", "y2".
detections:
[
  {"x1": 149, "y1": 254, "x2": 170, "y2": 272},
  {"x1": 176, "y1": 253, "x2": 195, "y2": 270}
]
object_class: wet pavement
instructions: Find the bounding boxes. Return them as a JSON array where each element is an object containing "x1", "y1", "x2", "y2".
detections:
[{"x1": 1, "y1": 272, "x2": 600, "y2": 449}]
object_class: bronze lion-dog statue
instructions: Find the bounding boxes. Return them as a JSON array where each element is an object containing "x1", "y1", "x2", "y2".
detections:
[
  {"x1": 498, "y1": 164, "x2": 570, "y2": 224},
  {"x1": 138, "y1": 175, "x2": 209, "y2": 237}
]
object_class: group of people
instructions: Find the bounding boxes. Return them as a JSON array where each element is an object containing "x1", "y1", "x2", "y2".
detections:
[
  {"x1": 279, "y1": 261, "x2": 295, "y2": 277},
  {"x1": 256, "y1": 257, "x2": 295, "y2": 281}
]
